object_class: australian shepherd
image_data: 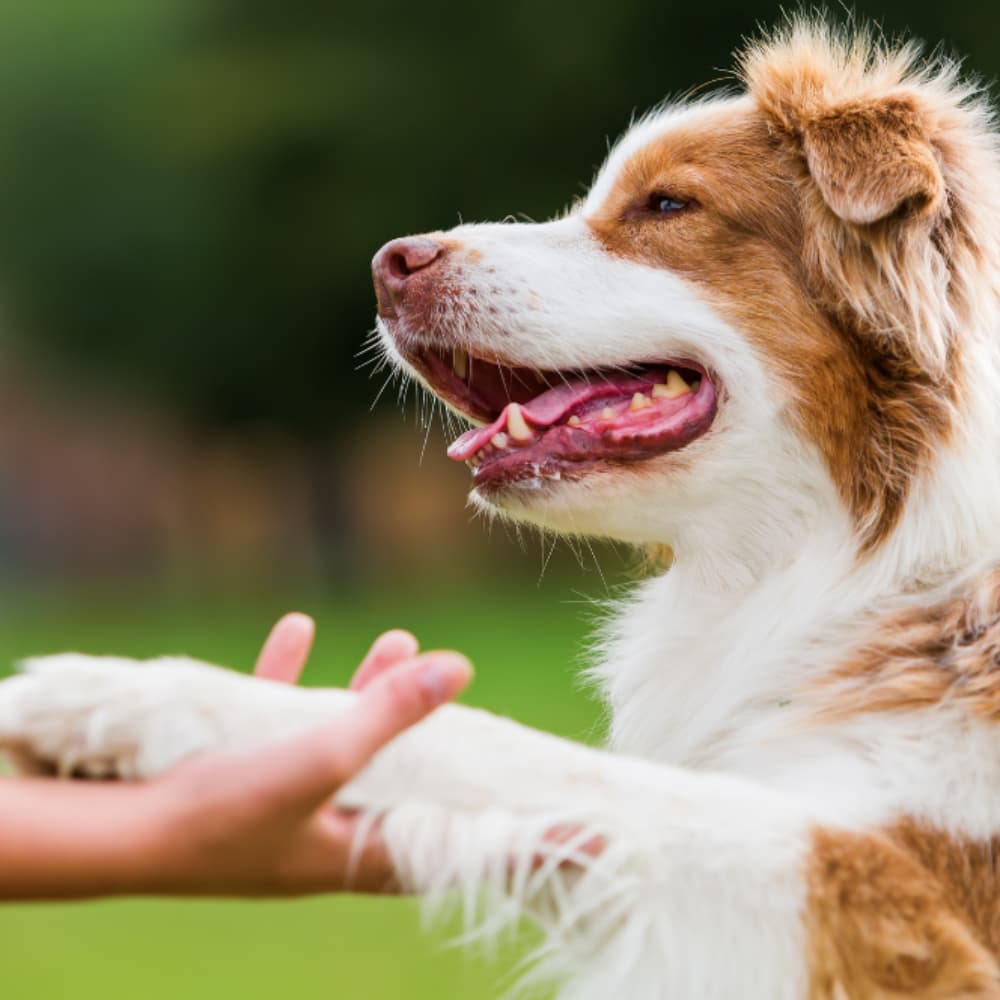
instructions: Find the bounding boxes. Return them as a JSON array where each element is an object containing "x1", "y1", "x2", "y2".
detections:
[{"x1": 5, "y1": 18, "x2": 1000, "y2": 999}]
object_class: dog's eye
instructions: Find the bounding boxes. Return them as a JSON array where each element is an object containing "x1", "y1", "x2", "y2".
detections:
[{"x1": 647, "y1": 194, "x2": 688, "y2": 215}]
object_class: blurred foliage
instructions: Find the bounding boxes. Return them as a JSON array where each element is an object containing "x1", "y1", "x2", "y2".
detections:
[{"x1": 0, "y1": 0, "x2": 999, "y2": 434}]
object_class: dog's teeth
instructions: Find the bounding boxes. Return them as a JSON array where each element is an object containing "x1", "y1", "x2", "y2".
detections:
[
  {"x1": 630, "y1": 392, "x2": 651, "y2": 411},
  {"x1": 452, "y1": 348, "x2": 469, "y2": 379},
  {"x1": 506, "y1": 402, "x2": 533, "y2": 442},
  {"x1": 568, "y1": 415, "x2": 581, "y2": 427},
  {"x1": 601, "y1": 406, "x2": 615, "y2": 420},
  {"x1": 652, "y1": 371, "x2": 691, "y2": 399},
  {"x1": 491, "y1": 432, "x2": 509, "y2": 449}
]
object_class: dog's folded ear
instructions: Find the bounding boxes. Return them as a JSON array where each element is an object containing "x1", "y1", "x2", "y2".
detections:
[
  {"x1": 741, "y1": 25, "x2": 965, "y2": 375},
  {"x1": 800, "y1": 96, "x2": 945, "y2": 226}
]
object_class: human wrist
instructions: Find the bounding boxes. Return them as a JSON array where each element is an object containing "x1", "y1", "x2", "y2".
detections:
[
  {"x1": 112, "y1": 780, "x2": 197, "y2": 895},
  {"x1": 120, "y1": 772, "x2": 267, "y2": 897}
]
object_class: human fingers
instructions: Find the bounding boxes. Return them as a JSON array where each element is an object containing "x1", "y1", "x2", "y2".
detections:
[
  {"x1": 349, "y1": 630, "x2": 419, "y2": 691},
  {"x1": 254, "y1": 612, "x2": 316, "y2": 684},
  {"x1": 276, "y1": 651, "x2": 472, "y2": 807},
  {"x1": 541, "y1": 825, "x2": 606, "y2": 863},
  {"x1": 329, "y1": 652, "x2": 472, "y2": 781}
]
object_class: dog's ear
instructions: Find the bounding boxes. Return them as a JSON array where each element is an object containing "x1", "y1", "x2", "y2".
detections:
[
  {"x1": 741, "y1": 28, "x2": 956, "y2": 373},
  {"x1": 800, "y1": 96, "x2": 944, "y2": 226}
]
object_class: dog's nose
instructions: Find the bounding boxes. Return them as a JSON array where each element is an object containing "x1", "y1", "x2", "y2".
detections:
[{"x1": 372, "y1": 237, "x2": 446, "y2": 318}]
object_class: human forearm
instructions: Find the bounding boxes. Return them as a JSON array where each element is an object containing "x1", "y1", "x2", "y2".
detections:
[{"x1": 0, "y1": 777, "x2": 167, "y2": 900}]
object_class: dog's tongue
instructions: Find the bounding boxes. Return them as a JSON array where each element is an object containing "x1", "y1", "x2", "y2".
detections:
[
  {"x1": 447, "y1": 414, "x2": 508, "y2": 461},
  {"x1": 516, "y1": 378, "x2": 597, "y2": 424},
  {"x1": 447, "y1": 374, "x2": 648, "y2": 461}
]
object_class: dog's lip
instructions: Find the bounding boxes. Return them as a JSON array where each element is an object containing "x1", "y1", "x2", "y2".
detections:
[
  {"x1": 447, "y1": 364, "x2": 711, "y2": 458},
  {"x1": 467, "y1": 375, "x2": 718, "y2": 488},
  {"x1": 397, "y1": 343, "x2": 718, "y2": 483}
]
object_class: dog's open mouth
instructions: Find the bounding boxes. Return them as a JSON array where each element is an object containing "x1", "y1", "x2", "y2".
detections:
[{"x1": 405, "y1": 346, "x2": 718, "y2": 487}]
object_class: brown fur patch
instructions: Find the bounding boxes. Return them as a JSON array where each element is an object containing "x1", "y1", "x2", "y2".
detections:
[
  {"x1": 585, "y1": 101, "x2": 954, "y2": 550},
  {"x1": 739, "y1": 24, "x2": 968, "y2": 379},
  {"x1": 807, "y1": 820, "x2": 1000, "y2": 998},
  {"x1": 820, "y1": 569, "x2": 1000, "y2": 719}
]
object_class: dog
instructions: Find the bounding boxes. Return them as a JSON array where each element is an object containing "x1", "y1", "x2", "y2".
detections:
[{"x1": 5, "y1": 18, "x2": 1000, "y2": 999}]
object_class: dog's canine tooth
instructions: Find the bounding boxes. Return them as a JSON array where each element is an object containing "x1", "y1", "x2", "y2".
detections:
[
  {"x1": 452, "y1": 348, "x2": 469, "y2": 380},
  {"x1": 652, "y1": 371, "x2": 691, "y2": 399},
  {"x1": 507, "y1": 402, "x2": 533, "y2": 442}
]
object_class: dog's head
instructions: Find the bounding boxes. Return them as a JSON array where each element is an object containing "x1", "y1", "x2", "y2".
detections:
[{"x1": 372, "y1": 21, "x2": 1000, "y2": 582}]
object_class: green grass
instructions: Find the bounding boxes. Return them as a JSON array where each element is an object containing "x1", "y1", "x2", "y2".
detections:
[{"x1": 0, "y1": 581, "x2": 607, "y2": 999}]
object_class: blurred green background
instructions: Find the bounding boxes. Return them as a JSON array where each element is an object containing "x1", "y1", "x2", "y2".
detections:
[{"x1": 0, "y1": 1, "x2": 997, "y2": 996}]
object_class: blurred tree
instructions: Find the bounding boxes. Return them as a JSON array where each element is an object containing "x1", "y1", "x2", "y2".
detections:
[{"x1": 0, "y1": 0, "x2": 997, "y2": 433}]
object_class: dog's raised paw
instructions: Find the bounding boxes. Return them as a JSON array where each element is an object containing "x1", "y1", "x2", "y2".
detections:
[{"x1": 0, "y1": 654, "x2": 240, "y2": 779}]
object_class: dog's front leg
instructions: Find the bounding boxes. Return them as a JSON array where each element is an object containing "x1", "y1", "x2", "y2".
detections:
[
  {"x1": 344, "y1": 712, "x2": 816, "y2": 1000},
  {"x1": 341, "y1": 709, "x2": 1000, "y2": 1000}
]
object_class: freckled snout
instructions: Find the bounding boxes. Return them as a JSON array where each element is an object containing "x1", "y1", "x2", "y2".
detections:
[{"x1": 372, "y1": 236, "x2": 447, "y2": 320}]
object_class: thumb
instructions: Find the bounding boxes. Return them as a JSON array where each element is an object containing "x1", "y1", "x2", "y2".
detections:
[{"x1": 277, "y1": 652, "x2": 472, "y2": 808}]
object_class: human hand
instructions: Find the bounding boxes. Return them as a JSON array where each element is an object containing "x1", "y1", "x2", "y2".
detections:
[
  {"x1": 252, "y1": 618, "x2": 605, "y2": 875},
  {"x1": 133, "y1": 617, "x2": 471, "y2": 897},
  {"x1": 0, "y1": 616, "x2": 470, "y2": 901}
]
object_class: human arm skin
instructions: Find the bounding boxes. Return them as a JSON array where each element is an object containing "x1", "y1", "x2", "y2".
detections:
[{"x1": 0, "y1": 617, "x2": 471, "y2": 900}]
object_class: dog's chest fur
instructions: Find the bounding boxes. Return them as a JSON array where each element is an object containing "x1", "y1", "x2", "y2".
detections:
[{"x1": 595, "y1": 552, "x2": 1000, "y2": 840}]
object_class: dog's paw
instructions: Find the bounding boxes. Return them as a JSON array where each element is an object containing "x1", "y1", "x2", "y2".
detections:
[{"x1": 0, "y1": 654, "x2": 257, "y2": 779}]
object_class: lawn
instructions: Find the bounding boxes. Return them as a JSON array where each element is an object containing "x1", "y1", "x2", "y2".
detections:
[{"x1": 0, "y1": 580, "x2": 608, "y2": 999}]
